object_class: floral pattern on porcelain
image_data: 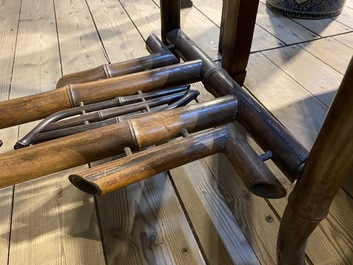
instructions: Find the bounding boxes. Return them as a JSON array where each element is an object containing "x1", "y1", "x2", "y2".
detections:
[{"x1": 266, "y1": 0, "x2": 346, "y2": 19}]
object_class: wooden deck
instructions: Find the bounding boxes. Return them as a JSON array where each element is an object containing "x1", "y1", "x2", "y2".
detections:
[{"x1": 1, "y1": 0, "x2": 353, "y2": 264}]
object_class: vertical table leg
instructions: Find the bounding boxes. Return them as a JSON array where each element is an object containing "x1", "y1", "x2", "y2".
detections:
[
  {"x1": 160, "y1": 0, "x2": 181, "y2": 44},
  {"x1": 277, "y1": 58, "x2": 353, "y2": 264},
  {"x1": 220, "y1": 0, "x2": 259, "y2": 86}
]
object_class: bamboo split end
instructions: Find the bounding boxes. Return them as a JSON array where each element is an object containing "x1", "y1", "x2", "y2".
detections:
[{"x1": 69, "y1": 175, "x2": 102, "y2": 196}]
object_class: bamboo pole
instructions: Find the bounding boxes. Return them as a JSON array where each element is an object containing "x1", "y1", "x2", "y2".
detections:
[
  {"x1": 0, "y1": 60, "x2": 202, "y2": 129},
  {"x1": 56, "y1": 34, "x2": 178, "y2": 87},
  {"x1": 0, "y1": 96, "x2": 237, "y2": 189},
  {"x1": 277, "y1": 57, "x2": 353, "y2": 264},
  {"x1": 166, "y1": 29, "x2": 308, "y2": 182},
  {"x1": 69, "y1": 124, "x2": 286, "y2": 198}
]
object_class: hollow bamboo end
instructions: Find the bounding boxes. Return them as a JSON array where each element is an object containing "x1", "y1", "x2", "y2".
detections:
[
  {"x1": 69, "y1": 174, "x2": 102, "y2": 196},
  {"x1": 249, "y1": 182, "x2": 287, "y2": 199}
]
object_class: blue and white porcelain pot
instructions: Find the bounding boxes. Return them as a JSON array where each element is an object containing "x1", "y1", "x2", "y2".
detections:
[{"x1": 266, "y1": 0, "x2": 346, "y2": 19}]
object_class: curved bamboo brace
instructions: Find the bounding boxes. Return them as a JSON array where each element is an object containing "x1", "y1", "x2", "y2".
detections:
[
  {"x1": 21, "y1": 90, "x2": 199, "y2": 146},
  {"x1": 277, "y1": 57, "x2": 353, "y2": 264},
  {"x1": 69, "y1": 124, "x2": 286, "y2": 198}
]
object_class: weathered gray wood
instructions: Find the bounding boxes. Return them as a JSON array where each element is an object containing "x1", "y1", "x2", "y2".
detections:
[
  {"x1": 262, "y1": 45, "x2": 342, "y2": 107},
  {"x1": 191, "y1": 0, "x2": 285, "y2": 52},
  {"x1": 85, "y1": 0, "x2": 149, "y2": 62},
  {"x1": 7, "y1": 0, "x2": 105, "y2": 264},
  {"x1": 256, "y1": 2, "x2": 319, "y2": 45},
  {"x1": 335, "y1": 5, "x2": 353, "y2": 28},
  {"x1": 334, "y1": 31, "x2": 353, "y2": 49},
  {"x1": 0, "y1": 0, "x2": 22, "y2": 261},
  {"x1": 85, "y1": 1, "x2": 207, "y2": 263},
  {"x1": 171, "y1": 161, "x2": 260, "y2": 265},
  {"x1": 300, "y1": 37, "x2": 353, "y2": 74},
  {"x1": 96, "y1": 173, "x2": 206, "y2": 264},
  {"x1": 245, "y1": 49, "x2": 353, "y2": 264},
  {"x1": 293, "y1": 17, "x2": 351, "y2": 37},
  {"x1": 0, "y1": 1, "x2": 21, "y2": 264}
]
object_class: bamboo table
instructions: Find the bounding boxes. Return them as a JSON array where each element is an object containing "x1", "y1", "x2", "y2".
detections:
[{"x1": 161, "y1": 1, "x2": 353, "y2": 264}]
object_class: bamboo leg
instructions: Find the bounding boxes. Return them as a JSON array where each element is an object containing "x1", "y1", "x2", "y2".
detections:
[
  {"x1": 220, "y1": 0, "x2": 259, "y2": 86},
  {"x1": 160, "y1": 0, "x2": 180, "y2": 44},
  {"x1": 277, "y1": 58, "x2": 353, "y2": 264}
]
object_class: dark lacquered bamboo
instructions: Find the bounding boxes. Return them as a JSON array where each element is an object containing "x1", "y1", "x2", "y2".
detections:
[
  {"x1": 69, "y1": 123, "x2": 286, "y2": 198},
  {"x1": 160, "y1": 0, "x2": 180, "y2": 44},
  {"x1": 56, "y1": 34, "x2": 178, "y2": 87},
  {"x1": 224, "y1": 123, "x2": 286, "y2": 198},
  {"x1": 277, "y1": 57, "x2": 353, "y2": 265},
  {"x1": 43, "y1": 90, "x2": 188, "y2": 132},
  {"x1": 70, "y1": 127, "x2": 229, "y2": 195},
  {"x1": 166, "y1": 29, "x2": 308, "y2": 182},
  {"x1": 0, "y1": 60, "x2": 202, "y2": 129},
  {"x1": 23, "y1": 90, "x2": 199, "y2": 146},
  {"x1": 0, "y1": 96, "x2": 237, "y2": 189},
  {"x1": 220, "y1": 0, "x2": 259, "y2": 85},
  {"x1": 14, "y1": 90, "x2": 189, "y2": 148}
]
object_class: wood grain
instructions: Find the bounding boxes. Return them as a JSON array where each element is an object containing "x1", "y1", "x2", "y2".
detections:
[
  {"x1": 0, "y1": 0, "x2": 22, "y2": 261},
  {"x1": 293, "y1": 17, "x2": 351, "y2": 37},
  {"x1": 262, "y1": 45, "x2": 343, "y2": 107},
  {"x1": 245, "y1": 47, "x2": 353, "y2": 264},
  {"x1": 87, "y1": 0, "x2": 208, "y2": 263},
  {"x1": 96, "y1": 173, "x2": 206, "y2": 264},
  {"x1": 335, "y1": 5, "x2": 353, "y2": 28},
  {"x1": 6, "y1": 0, "x2": 105, "y2": 264},
  {"x1": 171, "y1": 161, "x2": 261, "y2": 265},
  {"x1": 255, "y1": 2, "x2": 319, "y2": 45},
  {"x1": 299, "y1": 37, "x2": 353, "y2": 74},
  {"x1": 334, "y1": 31, "x2": 353, "y2": 49},
  {"x1": 191, "y1": 0, "x2": 285, "y2": 52},
  {"x1": 54, "y1": 0, "x2": 107, "y2": 75},
  {"x1": 85, "y1": 0, "x2": 149, "y2": 62}
]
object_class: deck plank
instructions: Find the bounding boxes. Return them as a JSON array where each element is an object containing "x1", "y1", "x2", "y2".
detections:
[
  {"x1": 96, "y1": 173, "x2": 206, "y2": 265},
  {"x1": 85, "y1": 1, "x2": 207, "y2": 263},
  {"x1": 0, "y1": 0, "x2": 22, "y2": 262},
  {"x1": 346, "y1": 0, "x2": 353, "y2": 8},
  {"x1": 6, "y1": 0, "x2": 105, "y2": 264},
  {"x1": 202, "y1": 155, "x2": 282, "y2": 265},
  {"x1": 256, "y1": 2, "x2": 319, "y2": 45},
  {"x1": 54, "y1": 0, "x2": 108, "y2": 75},
  {"x1": 262, "y1": 45, "x2": 342, "y2": 107},
  {"x1": 293, "y1": 17, "x2": 351, "y2": 37},
  {"x1": 86, "y1": 0, "x2": 150, "y2": 62},
  {"x1": 299, "y1": 37, "x2": 353, "y2": 74},
  {"x1": 334, "y1": 31, "x2": 353, "y2": 49},
  {"x1": 245, "y1": 50, "x2": 353, "y2": 264},
  {"x1": 171, "y1": 161, "x2": 260, "y2": 265},
  {"x1": 191, "y1": 0, "x2": 285, "y2": 52},
  {"x1": 7, "y1": 0, "x2": 104, "y2": 264},
  {"x1": 0, "y1": 0, "x2": 21, "y2": 99},
  {"x1": 335, "y1": 5, "x2": 353, "y2": 28},
  {"x1": 119, "y1": 0, "x2": 220, "y2": 59}
]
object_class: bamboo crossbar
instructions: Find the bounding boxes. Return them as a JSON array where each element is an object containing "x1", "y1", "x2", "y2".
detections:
[
  {"x1": 0, "y1": 96, "x2": 237, "y2": 189},
  {"x1": 56, "y1": 34, "x2": 179, "y2": 87},
  {"x1": 69, "y1": 123, "x2": 286, "y2": 198},
  {"x1": 0, "y1": 60, "x2": 202, "y2": 129},
  {"x1": 166, "y1": 29, "x2": 308, "y2": 181}
]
